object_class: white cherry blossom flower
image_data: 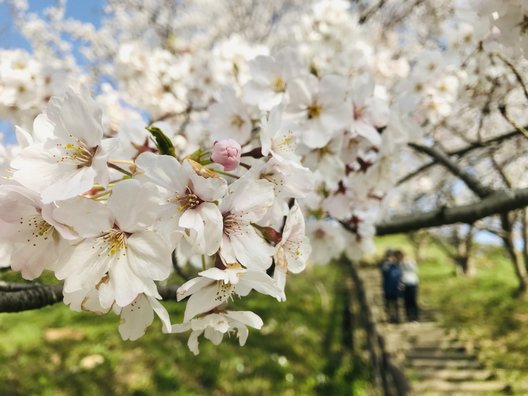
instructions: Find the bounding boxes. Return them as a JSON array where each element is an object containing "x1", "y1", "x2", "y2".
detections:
[
  {"x1": 244, "y1": 48, "x2": 303, "y2": 110},
  {"x1": 248, "y1": 156, "x2": 313, "y2": 227},
  {"x1": 349, "y1": 76, "x2": 389, "y2": 147},
  {"x1": 286, "y1": 74, "x2": 351, "y2": 149},
  {"x1": 117, "y1": 294, "x2": 172, "y2": 341},
  {"x1": 259, "y1": 102, "x2": 301, "y2": 161},
  {"x1": 0, "y1": 184, "x2": 70, "y2": 279},
  {"x1": 306, "y1": 219, "x2": 346, "y2": 265},
  {"x1": 302, "y1": 135, "x2": 345, "y2": 191},
  {"x1": 209, "y1": 87, "x2": 253, "y2": 144},
  {"x1": 52, "y1": 179, "x2": 172, "y2": 307},
  {"x1": 177, "y1": 264, "x2": 282, "y2": 322},
  {"x1": 64, "y1": 288, "x2": 171, "y2": 341},
  {"x1": 273, "y1": 202, "x2": 311, "y2": 299},
  {"x1": 136, "y1": 152, "x2": 227, "y2": 255},
  {"x1": 219, "y1": 177, "x2": 276, "y2": 270},
  {"x1": 171, "y1": 310, "x2": 263, "y2": 355},
  {"x1": 11, "y1": 88, "x2": 116, "y2": 203}
]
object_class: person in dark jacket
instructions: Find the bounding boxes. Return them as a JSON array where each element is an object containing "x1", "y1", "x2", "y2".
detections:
[
  {"x1": 379, "y1": 249, "x2": 394, "y2": 307},
  {"x1": 380, "y1": 249, "x2": 401, "y2": 323}
]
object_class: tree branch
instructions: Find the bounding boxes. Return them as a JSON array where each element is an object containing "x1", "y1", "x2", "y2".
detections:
[
  {"x1": 408, "y1": 142, "x2": 493, "y2": 198},
  {"x1": 375, "y1": 188, "x2": 528, "y2": 235},
  {"x1": 398, "y1": 129, "x2": 521, "y2": 186},
  {"x1": 0, "y1": 283, "x2": 180, "y2": 313},
  {"x1": 0, "y1": 283, "x2": 63, "y2": 313},
  {"x1": 358, "y1": 0, "x2": 387, "y2": 24}
]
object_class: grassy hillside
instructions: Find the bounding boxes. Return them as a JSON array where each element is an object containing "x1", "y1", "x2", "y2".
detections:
[
  {"x1": 0, "y1": 264, "x2": 375, "y2": 396},
  {"x1": 3, "y1": 234, "x2": 527, "y2": 394},
  {"x1": 376, "y1": 235, "x2": 528, "y2": 389}
]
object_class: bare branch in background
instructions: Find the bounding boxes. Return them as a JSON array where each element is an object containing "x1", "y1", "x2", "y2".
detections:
[
  {"x1": 359, "y1": 0, "x2": 387, "y2": 24},
  {"x1": 398, "y1": 129, "x2": 522, "y2": 185},
  {"x1": 374, "y1": 187, "x2": 528, "y2": 235},
  {"x1": 408, "y1": 143, "x2": 493, "y2": 198}
]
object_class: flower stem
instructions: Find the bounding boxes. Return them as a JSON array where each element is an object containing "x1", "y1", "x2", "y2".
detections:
[
  {"x1": 212, "y1": 169, "x2": 240, "y2": 179},
  {"x1": 108, "y1": 162, "x2": 133, "y2": 176}
]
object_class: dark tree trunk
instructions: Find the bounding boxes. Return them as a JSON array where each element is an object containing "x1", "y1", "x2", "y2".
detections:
[{"x1": 500, "y1": 213, "x2": 528, "y2": 296}]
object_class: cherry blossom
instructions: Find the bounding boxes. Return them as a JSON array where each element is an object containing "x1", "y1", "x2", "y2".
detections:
[
  {"x1": 171, "y1": 310, "x2": 263, "y2": 355},
  {"x1": 11, "y1": 88, "x2": 116, "y2": 203},
  {"x1": 177, "y1": 264, "x2": 282, "y2": 322}
]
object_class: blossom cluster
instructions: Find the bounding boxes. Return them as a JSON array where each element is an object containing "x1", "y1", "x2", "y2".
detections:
[
  {"x1": 0, "y1": 49, "x2": 75, "y2": 130},
  {"x1": 0, "y1": 1, "x2": 419, "y2": 352},
  {"x1": 0, "y1": 84, "x2": 315, "y2": 352},
  {"x1": 1, "y1": 0, "x2": 526, "y2": 352}
]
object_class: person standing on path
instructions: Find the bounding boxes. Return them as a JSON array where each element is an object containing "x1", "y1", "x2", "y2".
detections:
[
  {"x1": 395, "y1": 250, "x2": 420, "y2": 322},
  {"x1": 381, "y1": 250, "x2": 401, "y2": 323},
  {"x1": 379, "y1": 249, "x2": 395, "y2": 311}
]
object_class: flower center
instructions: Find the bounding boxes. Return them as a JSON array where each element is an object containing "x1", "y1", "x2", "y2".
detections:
[
  {"x1": 353, "y1": 105, "x2": 365, "y2": 120},
  {"x1": 273, "y1": 130, "x2": 295, "y2": 153},
  {"x1": 307, "y1": 103, "x2": 322, "y2": 119},
  {"x1": 314, "y1": 228, "x2": 326, "y2": 239},
  {"x1": 20, "y1": 215, "x2": 54, "y2": 246},
  {"x1": 230, "y1": 115, "x2": 245, "y2": 129},
  {"x1": 56, "y1": 138, "x2": 98, "y2": 168},
  {"x1": 223, "y1": 213, "x2": 242, "y2": 236},
  {"x1": 171, "y1": 187, "x2": 202, "y2": 212},
  {"x1": 215, "y1": 281, "x2": 234, "y2": 303},
  {"x1": 272, "y1": 77, "x2": 286, "y2": 92},
  {"x1": 97, "y1": 229, "x2": 128, "y2": 257}
]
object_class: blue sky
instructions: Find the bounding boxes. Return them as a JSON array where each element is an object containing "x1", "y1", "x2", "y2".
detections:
[
  {"x1": 0, "y1": 0, "x2": 105, "y2": 141},
  {"x1": 0, "y1": 0, "x2": 104, "y2": 50}
]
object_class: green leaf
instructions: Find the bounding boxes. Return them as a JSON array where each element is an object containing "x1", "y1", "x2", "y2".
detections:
[{"x1": 146, "y1": 125, "x2": 176, "y2": 157}]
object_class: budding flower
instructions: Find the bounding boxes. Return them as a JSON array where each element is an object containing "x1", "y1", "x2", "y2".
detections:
[{"x1": 211, "y1": 139, "x2": 241, "y2": 171}]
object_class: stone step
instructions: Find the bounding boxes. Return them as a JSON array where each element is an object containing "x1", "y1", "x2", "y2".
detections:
[
  {"x1": 357, "y1": 267, "x2": 511, "y2": 395},
  {"x1": 411, "y1": 341, "x2": 469, "y2": 351},
  {"x1": 406, "y1": 335, "x2": 457, "y2": 345},
  {"x1": 407, "y1": 358, "x2": 483, "y2": 369},
  {"x1": 406, "y1": 350, "x2": 474, "y2": 360},
  {"x1": 409, "y1": 368, "x2": 496, "y2": 382},
  {"x1": 413, "y1": 380, "x2": 510, "y2": 393}
]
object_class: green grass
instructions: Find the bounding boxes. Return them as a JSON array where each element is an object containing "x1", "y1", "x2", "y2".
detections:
[
  {"x1": 376, "y1": 235, "x2": 528, "y2": 389},
  {"x1": 0, "y1": 264, "x2": 376, "y2": 396},
  {"x1": 7, "y1": 234, "x2": 526, "y2": 394}
]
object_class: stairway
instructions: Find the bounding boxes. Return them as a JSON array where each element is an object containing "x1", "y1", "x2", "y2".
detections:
[{"x1": 357, "y1": 265, "x2": 512, "y2": 396}]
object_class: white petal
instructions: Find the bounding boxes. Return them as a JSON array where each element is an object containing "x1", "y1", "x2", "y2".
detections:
[
  {"x1": 230, "y1": 226, "x2": 274, "y2": 270},
  {"x1": 148, "y1": 296, "x2": 172, "y2": 334},
  {"x1": 136, "y1": 152, "x2": 187, "y2": 194},
  {"x1": 225, "y1": 310, "x2": 264, "y2": 329},
  {"x1": 197, "y1": 203, "x2": 223, "y2": 256},
  {"x1": 118, "y1": 295, "x2": 155, "y2": 341},
  {"x1": 52, "y1": 197, "x2": 113, "y2": 238},
  {"x1": 41, "y1": 166, "x2": 96, "y2": 203},
  {"x1": 188, "y1": 330, "x2": 202, "y2": 355},
  {"x1": 126, "y1": 231, "x2": 172, "y2": 280},
  {"x1": 183, "y1": 283, "x2": 227, "y2": 322},
  {"x1": 54, "y1": 87, "x2": 104, "y2": 148},
  {"x1": 237, "y1": 270, "x2": 282, "y2": 300},
  {"x1": 109, "y1": 179, "x2": 158, "y2": 232},
  {"x1": 170, "y1": 321, "x2": 192, "y2": 333},
  {"x1": 110, "y1": 258, "x2": 152, "y2": 307},
  {"x1": 183, "y1": 160, "x2": 227, "y2": 202},
  {"x1": 197, "y1": 267, "x2": 231, "y2": 282},
  {"x1": 177, "y1": 276, "x2": 212, "y2": 301}
]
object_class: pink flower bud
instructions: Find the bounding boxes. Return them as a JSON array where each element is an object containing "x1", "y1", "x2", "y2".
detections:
[{"x1": 211, "y1": 139, "x2": 241, "y2": 171}]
